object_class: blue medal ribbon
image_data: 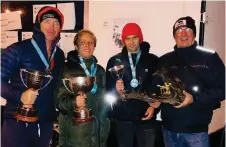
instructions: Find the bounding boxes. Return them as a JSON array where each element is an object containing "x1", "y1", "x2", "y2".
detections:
[
  {"x1": 31, "y1": 39, "x2": 56, "y2": 71},
  {"x1": 128, "y1": 49, "x2": 141, "y2": 88},
  {"x1": 78, "y1": 56, "x2": 98, "y2": 94}
]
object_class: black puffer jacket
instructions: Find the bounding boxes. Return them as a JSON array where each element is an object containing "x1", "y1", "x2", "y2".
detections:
[
  {"x1": 106, "y1": 42, "x2": 158, "y2": 122},
  {"x1": 151, "y1": 41, "x2": 225, "y2": 133},
  {"x1": 1, "y1": 8, "x2": 65, "y2": 122}
]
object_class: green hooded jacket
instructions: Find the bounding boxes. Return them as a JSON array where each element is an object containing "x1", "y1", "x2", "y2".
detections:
[{"x1": 56, "y1": 50, "x2": 110, "y2": 147}]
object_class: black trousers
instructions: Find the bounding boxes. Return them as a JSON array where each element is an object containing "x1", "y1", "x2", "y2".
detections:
[
  {"x1": 1, "y1": 119, "x2": 53, "y2": 147},
  {"x1": 109, "y1": 120, "x2": 159, "y2": 147}
]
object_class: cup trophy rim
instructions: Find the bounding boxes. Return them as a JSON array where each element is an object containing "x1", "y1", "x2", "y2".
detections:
[{"x1": 108, "y1": 64, "x2": 124, "y2": 80}]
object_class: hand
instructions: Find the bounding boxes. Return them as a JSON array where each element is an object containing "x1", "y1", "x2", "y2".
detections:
[
  {"x1": 75, "y1": 93, "x2": 86, "y2": 107},
  {"x1": 21, "y1": 89, "x2": 39, "y2": 105},
  {"x1": 174, "y1": 90, "x2": 193, "y2": 108},
  {"x1": 149, "y1": 102, "x2": 161, "y2": 108},
  {"x1": 141, "y1": 106, "x2": 155, "y2": 120},
  {"x1": 116, "y1": 80, "x2": 124, "y2": 94}
]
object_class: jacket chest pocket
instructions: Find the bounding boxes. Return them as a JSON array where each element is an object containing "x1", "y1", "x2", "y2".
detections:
[{"x1": 21, "y1": 54, "x2": 46, "y2": 70}]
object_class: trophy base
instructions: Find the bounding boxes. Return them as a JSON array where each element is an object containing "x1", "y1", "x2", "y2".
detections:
[
  {"x1": 72, "y1": 117, "x2": 93, "y2": 123},
  {"x1": 13, "y1": 104, "x2": 38, "y2": 122},
  {"x1": 13, "y1": 113, "x2": 38, "y2": 122},
  {"x1": 72, "y1": 108, "x2": 93, "y2": 123}
]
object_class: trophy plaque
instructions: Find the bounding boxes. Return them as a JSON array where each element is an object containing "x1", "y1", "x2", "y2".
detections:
[
  {"x1": 120, "y1": 68, "x2": 185, "y2": 106},
  {"x1": 62, "y1": 76, "x2": 95, "y2": 123},
  {"x1": 14, "y1": 69, "x2": 52, "y2": 122}
]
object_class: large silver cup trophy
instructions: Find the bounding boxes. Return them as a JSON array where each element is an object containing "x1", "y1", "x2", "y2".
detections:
[
  {"x1": 14, "y1": 69, "x2": 52, "y2": 122},
  {"x1": 62, "y1": 76, "x2": 95, "y2": 123}
]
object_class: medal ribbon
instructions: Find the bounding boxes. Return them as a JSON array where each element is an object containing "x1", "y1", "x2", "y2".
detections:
[
  {"x1": 78, "y1": 56, "x2": 97, "y2": 94},
  {"x1": 31, "y1": 39, "x2": 56, "y2": 70},
  {"x1": 128, "y1": 49, "x2": 141, "y2": 80}
]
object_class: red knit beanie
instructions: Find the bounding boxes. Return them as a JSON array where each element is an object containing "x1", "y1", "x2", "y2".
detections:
[{"x1": 121, "y1": 23, "x2": 143, "y2": 44}]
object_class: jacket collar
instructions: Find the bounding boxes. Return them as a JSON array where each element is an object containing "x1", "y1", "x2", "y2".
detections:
[{"x1": 174, "y1": 41, "x2": 198, "y2": 53}]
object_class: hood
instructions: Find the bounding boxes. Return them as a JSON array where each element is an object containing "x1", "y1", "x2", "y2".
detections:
[{"x1": 32, "y1": 6, "x2": 64, "y2": 44}]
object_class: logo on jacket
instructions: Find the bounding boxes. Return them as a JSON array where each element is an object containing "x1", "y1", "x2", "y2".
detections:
[
  {"x1": 145, "y1": 69, "x2": 148, "y2": 72},
  {"x1": 115, "y1": 58, "x2": 121, "y2": 62}
]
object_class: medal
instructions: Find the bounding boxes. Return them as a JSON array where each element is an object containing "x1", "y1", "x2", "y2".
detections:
[
  {"x1": 130, "y1": 79, "x2": 139, "y2": 88},
  {"x1": 128, "y1": 49, "x2": 141, "y2": 88}
]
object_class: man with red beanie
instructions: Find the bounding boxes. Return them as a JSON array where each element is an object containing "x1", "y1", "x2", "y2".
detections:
[
  {"x1": 106, "y1": 23, "x2": 159, "y2": 147},
  {"x1": 1, "y1": 6, "x2": 65, "y2": 147}
]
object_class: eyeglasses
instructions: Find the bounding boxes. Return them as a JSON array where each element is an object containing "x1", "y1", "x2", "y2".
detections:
[{"x1": 176, "y1": 27, "x2": 192, "y2": 33}]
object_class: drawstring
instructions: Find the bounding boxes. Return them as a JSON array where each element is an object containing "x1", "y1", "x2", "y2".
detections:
[
  {"x1": 24, "y1": 123, "x2": 40, "y2": 137},
  {"x1": 37, "y1": 124, "x2": 40, "y2": 137}
]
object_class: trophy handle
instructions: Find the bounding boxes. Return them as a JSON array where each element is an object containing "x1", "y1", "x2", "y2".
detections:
[
  {"x1": 20, "y1": 69, "x2": 28, "y2": 88},
  {"x1": 62, "y1": 78, "x2": 74, "y2": 93},
  {"x1": 38, "y1": 75, "x2": 52, "y2": 90},
  {"x1": 20, "y1": 69, "x2": 52, "y2": 90}
]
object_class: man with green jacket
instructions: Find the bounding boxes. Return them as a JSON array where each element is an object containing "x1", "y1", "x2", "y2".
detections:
[{"x1": 56, "y1": 29, "x2": 110, "y2": 147}]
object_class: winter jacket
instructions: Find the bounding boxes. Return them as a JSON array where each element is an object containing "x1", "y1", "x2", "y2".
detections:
[
  {"x1": 106, "y1": 43, "x2": 159, "y2": 123},
  {"x1": 56, "y1": 50, "x2": 110, "y2": 147},
  {"x1": 1, "y1": 12, "x2": 65, "y2": 122},
  {"x1": 151, "y1": 41, "x2": 225, "y2": 133}
]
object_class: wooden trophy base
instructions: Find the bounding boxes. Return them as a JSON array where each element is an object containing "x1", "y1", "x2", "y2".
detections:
[
  {"x1": 13, "y1": 112, "x2": 38, "y2": 122},
  {"x1": 72, "y1": 117, "x2": 93, "y2": 123}
]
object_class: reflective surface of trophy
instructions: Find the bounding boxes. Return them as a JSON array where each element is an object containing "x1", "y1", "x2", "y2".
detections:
[
  {"x1": 62, "y1": 76, "x2": 95, "y2": 123},
  {"x1": 120, "y1": 68, "x2": 185, "y2": 106},
  {"x1": 151, "y1": 68, "x2": 185, "y2": 105},
  {"x1": 108, "y1": 64, "x2": 124, "y2": 80},
  {"x1": 14, "y1": 69, "x2": 52, "y2": 122}
]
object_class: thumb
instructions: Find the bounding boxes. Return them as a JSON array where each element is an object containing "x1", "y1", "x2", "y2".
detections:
[{"x1": 183, "y1": 90, "x2": 187, "y2": 95}]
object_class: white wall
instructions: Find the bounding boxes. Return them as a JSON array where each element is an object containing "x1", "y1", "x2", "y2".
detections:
[
  {"x1": 204, "y1": 1, "x2": 225, "y2": 63},
  {"x1": 87, "y1": 1, "x2": 201, "y2": 68},
  {"x1": 204, "y1": 1, "x2": 225, "y2": 134}
]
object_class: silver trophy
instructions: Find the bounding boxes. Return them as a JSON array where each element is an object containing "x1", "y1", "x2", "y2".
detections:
[
  {"x1": 62, "y1": 76, "x2": 95, "y2": 123},
  {"x1": 14, "y1": 69, "x2": 52, "y2": 122},
  {"x1": 108, "y1": 64, "x2": 124, "y2": 80}
]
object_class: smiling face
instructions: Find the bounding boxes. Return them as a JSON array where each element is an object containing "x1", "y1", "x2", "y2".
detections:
[
  {"x1": 75, "y1": 32, "x2": 96, "y2": 59},
  {"x1": 174, "y1": 27, "x2": 195, "y2": 48},
  {"x1": 40, "y1": 18, "x2": 61, "y2": 42}
]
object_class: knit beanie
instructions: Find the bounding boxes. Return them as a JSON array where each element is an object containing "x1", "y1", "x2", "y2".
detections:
[
  {"x1": 37, "y1": 7, "x2": 64, "y2": 28},
  {"x1": 121, "y1": 23, "x2": 143, "y2": 44},
  {"x1": 173, "y1": 16, "x2": 196, "y2": 37}
]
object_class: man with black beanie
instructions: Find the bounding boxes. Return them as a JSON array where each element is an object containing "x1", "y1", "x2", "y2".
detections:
[
  {"x1": 150, "y1": 16, "x2": 225, "y2": 147},
  {"x1": 1, "y1": 6, "x2": 65, "y2": 147}
]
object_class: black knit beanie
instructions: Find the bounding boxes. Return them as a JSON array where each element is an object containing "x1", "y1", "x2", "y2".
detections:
[
  {"x1": 39, "y1": 10, "x2": 62, "y2": 27},
  {"x1": 173, "y1": 16, "x2": 196, "y2": 37}
]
